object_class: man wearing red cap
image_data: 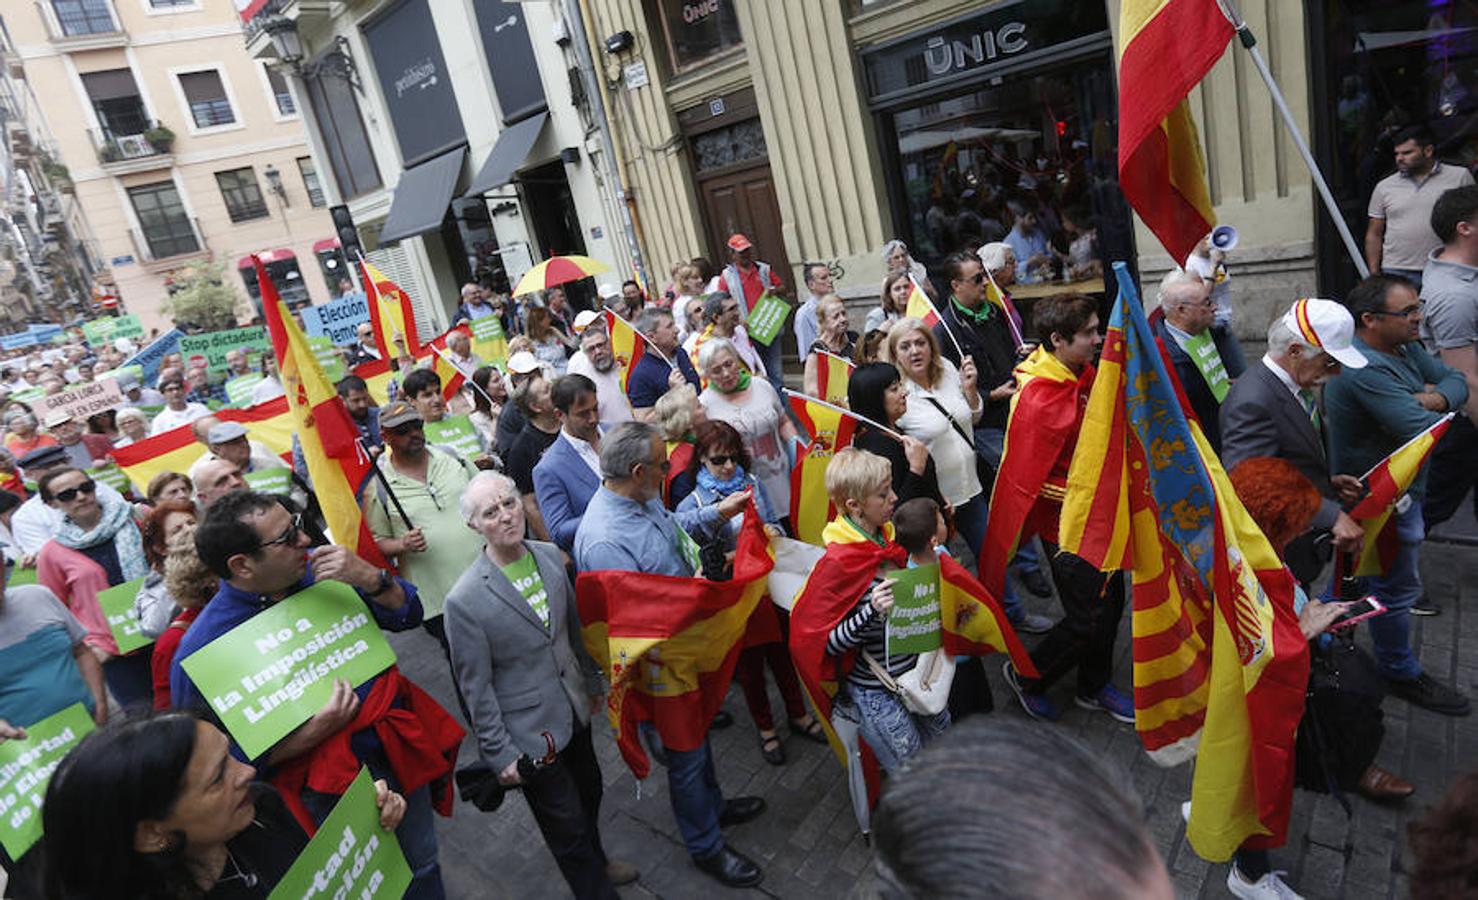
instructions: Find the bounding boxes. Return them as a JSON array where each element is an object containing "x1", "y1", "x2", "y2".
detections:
[{"x1": 720, "y1": 234, "x2": 787, "y2": 392}]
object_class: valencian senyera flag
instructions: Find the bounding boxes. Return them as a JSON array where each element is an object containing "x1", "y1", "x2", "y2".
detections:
[
  {"x1": 257, "y1": 256, "x2": 390, "y2": 568},
  {"x1": 112, "y1": 397, "x2": 294, "y2": 494},
  {"x1": 1343, "y1": 413, "x2": 1455, "y2": 578},
  {"x1": 577, "y1": 502, "x2": 774, "y2": 779},
  {"x1": 814, "y1": 349, "x2": 854, "y2": 407},
  {"x1": 788, "y1": 394, "x2": 857, "y2": 546},
  {"x1": 1118, "y1": 0, "x2": 1234, "y2": 262},
  {"x1": 1059, "y1": 262, "x2": 1308, "y2": 862},
  {"x1": 604, "y1": 309, "x2": 647, "y2": 393},
  {"x1": 789, "y1": 518, "x2": 1036, "y2": 805},
  {"x1": 360, "y1": 258, "x2": 422, "y2": 360}
]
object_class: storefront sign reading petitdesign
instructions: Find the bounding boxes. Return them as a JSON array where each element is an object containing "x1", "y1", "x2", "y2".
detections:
[{"x1": 923, "y1": 22, "x2": 1029, "y2": 76}]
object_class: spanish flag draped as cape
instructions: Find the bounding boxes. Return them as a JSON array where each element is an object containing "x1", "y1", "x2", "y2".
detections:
[
  {"x1": 1343, "y1": 413, "x2": 1454, "y2": 578},
  {"x1": 257, "y1": 256, "x2": 389, "y2": 568},
  {"x1": 789, "y1": 517, "x2": 1036, "y2": 800},
  {"x1": 978, "y1": 346, "x2": 1094, "y2": 601},
  {"x1": 1059, "y1": 263, "x2": 1308, "y2": 862},
  {"x1": 1118, "y1": 0, "x2": 1233, "y2": 262},
  {"x1": 577, "y1": 503, "x2": 774, "y2": 779}
]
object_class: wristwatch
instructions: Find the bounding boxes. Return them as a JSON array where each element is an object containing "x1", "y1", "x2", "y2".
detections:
[{"x1": 369, "y1": 568, "x2": 394, "y2": 596}]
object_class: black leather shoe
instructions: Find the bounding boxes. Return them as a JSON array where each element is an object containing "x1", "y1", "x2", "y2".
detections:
[
  {"x1": 1389, "y1": 673, "x2": 1471, "y2": 716},
  {"x1": 694, "y1": 846, "x2": 763, "y2": 888},
  {"x1": 711, "y1": 710, "x2": 734, "y2": 729},
  {"x1": 718, "y1": 795, "x2": 767, "y2": 826}
]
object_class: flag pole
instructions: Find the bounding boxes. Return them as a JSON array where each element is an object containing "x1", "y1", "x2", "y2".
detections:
[
  {"x1": 360, "y1": 438, "x2": 415, "y2": 532},
  {"x1": 910, "y1": 276, "x2": 967, "y2": 361},
  {"x1": 781, "y1": 388, "x2": 906, "y2": 443},
  {"x1": 1215, "y1": 0, "x2": 1369, "y2": 278},
  {"x1": 606, "y1": 308, "x2": 673, "y2": 367},
  {"x1": 983, "y1": 268, "x2": 1026, "y2": 349}
]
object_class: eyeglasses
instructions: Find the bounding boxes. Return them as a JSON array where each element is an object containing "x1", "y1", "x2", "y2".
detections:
[
  {"x1": 705, "y1": 454, "x2": 738, "y2": 466},
  {"x1": 52, "y1": 480, "x2": 96, "y2": 503},
  {"x1": 963, "y1": 272, "x2": 986, "y2": 284},
  {"x1": 258, "y1": 513, "x2": 303, "y2": 551},
  {"x1": 1368, "y1": 302, "x2": 1424, "y2": 318}
]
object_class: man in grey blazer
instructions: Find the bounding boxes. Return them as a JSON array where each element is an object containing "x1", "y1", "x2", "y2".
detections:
[
  {"x1": 1220, "y1": 299, "x2": 1368, "y2": 582},
  {"x1": 445, "y1": 471, "x2": 636, "y2": 899}
]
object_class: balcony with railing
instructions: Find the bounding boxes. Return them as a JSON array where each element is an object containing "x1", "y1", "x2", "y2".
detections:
[
  {"x1": 88, "y1": 120, "x2": 174, "y2": 173},
  {"x1": 37, "y1": 0, "x2": 126, "y2": 49}
]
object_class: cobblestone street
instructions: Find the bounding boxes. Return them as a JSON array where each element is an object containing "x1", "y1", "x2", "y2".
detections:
[{"x1": 396, "y1": 532, "x2": 1477, "y2": 899}]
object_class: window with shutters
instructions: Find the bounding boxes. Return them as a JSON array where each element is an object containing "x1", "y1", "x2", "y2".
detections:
[
  {"x1": 215, "y1": 168, "x2": 269, "y2": 222},
  {"x1": 81, "y1": 69, "x2": 148, "y2": 137},
  {"x1": 297, "y1": 157, "x2": 326, "y2": 207},
  {"x1": 128, "y1": 181, "x2": 199, "y2": 259},
  {"x1": 264, "y1": 65, "x2": 295, "y2": 117},
  {"x1": 177, "y1": 69, "x2": 236, "y2": 129},
  {"x1": 302, "y1": 63, "x2": 381, "y2": 200},
  {"x1": 50, "y1": 0, "x2": 116, "y2": 36}
]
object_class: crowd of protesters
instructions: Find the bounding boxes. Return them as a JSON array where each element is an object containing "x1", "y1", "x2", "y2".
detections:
[{"x1": 0, "y1": 137, "x2": 1475, "y2": 898}]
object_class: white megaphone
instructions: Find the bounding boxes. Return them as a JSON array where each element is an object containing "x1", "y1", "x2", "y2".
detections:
[{"x1": 1210, "y1": 225, "x2": 1239, "y2": 252}]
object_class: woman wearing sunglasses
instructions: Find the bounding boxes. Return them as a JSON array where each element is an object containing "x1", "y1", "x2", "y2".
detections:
[{"x1": 36, "y1": 466, "x2": 154, "y2": 710}]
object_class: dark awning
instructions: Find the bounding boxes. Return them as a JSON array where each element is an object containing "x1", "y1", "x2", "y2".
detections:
[
  {"x1": 463, "y1": 112, "x2": 547, "y2": 198},
  {"x1": 378, "y1": 146, "x2": 466, "y2": 244}
]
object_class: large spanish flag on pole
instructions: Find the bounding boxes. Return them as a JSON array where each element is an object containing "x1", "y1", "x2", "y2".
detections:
[
  {"x1": 112, "y1": 397, "x2": 295, "y2": 493},
  {"x1": 577, "y1": 504, "x2": 774, "y2": 778},
  {"x1": 1060, "y1": 263, "x2": 1308, "y2": 862},
  {"x1": 788, "y1": 393, "x2": 858, "y2": 546},
  {"x1": 1118, "y1": 0, "x2": 1234, "y2": 263},
  {"x1": 258, "y1": 256, "x2": 389, "y2": 568},
  {"x1": 1344, "y1": 413, "x2": 1455, "y2": 578}
]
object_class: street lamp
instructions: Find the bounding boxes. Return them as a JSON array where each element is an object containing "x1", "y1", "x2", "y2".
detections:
[
  {"x1": 263, "y1": 164, "x2": 286, "y2": 202},
  {"x1": 262, "y1": 15, "x2": 304, "y2": 69}
]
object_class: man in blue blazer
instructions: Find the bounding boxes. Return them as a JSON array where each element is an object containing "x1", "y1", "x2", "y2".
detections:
[{"x1": 533, "y1": 374, "x2": 603, "y2": 552}]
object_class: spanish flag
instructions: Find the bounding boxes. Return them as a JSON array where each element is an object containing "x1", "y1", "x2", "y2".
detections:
[
  {"x1": 259, "y1": 257, "x2": 389, "y2": 567},
  {"x1": 352, "y1": 357, "x2": 395, "y2": 406},
  {"x1": 421, "y1": 324, "x2": 471, "y2": 401},
  {"x1": 577, "y1": 503, "x2": 774, "y2": 778},
  {"x1": 112, "y1": 397, "x2": 295, "y2": 493},
  {"x1": 1345, "y1": 413, "x2": 1455, "y2": 577},
  {"x1": 604, "y1": 309, "x2": 647, "y2": 393},
  {"x1": 984, "y1": 270, "x2": 1026, "y2": 349},
  {"x1": 1060, "y1": 263, "x2": 1308, "y2": 862},
  {"x1": 1118, "y1": 0, "x2": 1233, "y2": 262},
  {"x1": 359, "y1": 258, "x2": 422, "y2": 360},
  {"x1": 903, "y1": 276, "x2": 941, "y2": 328},
  {"x1": 788, "y1": 394, "x2": 857, "y2": 546},
  {"x1": 814, "y1": 349, "x2": 854, "y2": 407}
]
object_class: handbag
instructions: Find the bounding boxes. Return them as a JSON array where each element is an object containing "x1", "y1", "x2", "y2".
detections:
[
  {"x1": 921, "y1": 395, "x2": 997, "y2": 493},
  {"x1": 861, "y1": 648, "x2": 956, "y2": 716}
]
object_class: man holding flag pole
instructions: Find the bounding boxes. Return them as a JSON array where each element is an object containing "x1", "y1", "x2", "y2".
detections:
[{"x1": 623, "y1": 306, "x2": 701, "y2": 419}]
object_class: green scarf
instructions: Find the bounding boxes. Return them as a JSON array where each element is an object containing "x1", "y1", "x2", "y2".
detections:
[
  {"x1": 951, "y1": 294, "x2": 996, "y2": 325},
  {"x1": 713, "y1": 370, "x2": 752, "y2": 394}
]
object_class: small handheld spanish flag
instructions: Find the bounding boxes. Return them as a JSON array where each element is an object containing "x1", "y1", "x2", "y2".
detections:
[
  {"x1": 814, "y1": 349, "x2": 854, "y2": 407},
  {"x1": 1344, "y1": 413, "x2": 1455, "y2": 578},
  {"x1": 904, "y1": 276, "x2": 941, "y2": 328},
  {"x1": 605, "y1": 308, "x2": 649, "y2": 393}
]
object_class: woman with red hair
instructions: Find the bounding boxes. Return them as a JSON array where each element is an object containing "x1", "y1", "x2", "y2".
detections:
[{"x1": 1225, "y1": 457, "x2": 1412, "y2": 898}]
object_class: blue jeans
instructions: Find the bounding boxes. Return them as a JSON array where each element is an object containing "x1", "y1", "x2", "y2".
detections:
[
  {"x1": 659, "y1": 733, "x2": 725, "y2": 859},
  {"x1": 1356, "y1": 500, "x2": 1425, "y2": 680},
  {"x1": 849, "y1": 683, "x2": 950, "y2": 772},
  {"x1": 756, "y1": 332, "x2": 785, "y2": 396},
  {"x1": 303, "y1": 757, "x2": 445, "y2": 899}
]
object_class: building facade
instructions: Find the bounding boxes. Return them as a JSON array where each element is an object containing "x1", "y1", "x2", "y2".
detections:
[
  {"x1": 2, "y1": 0, "x2": 338, "y2": 335},
  {"x1": 579, "y1": 0, "x2": 1331, "y2": 352},
  {"x1": 242, "y1": 0, "x2": 632, "y2": 333}
]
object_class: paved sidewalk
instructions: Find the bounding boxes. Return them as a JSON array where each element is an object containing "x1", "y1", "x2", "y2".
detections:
[{"x1": 395, "y1": 539, "x2": 1475, "y2": 899}]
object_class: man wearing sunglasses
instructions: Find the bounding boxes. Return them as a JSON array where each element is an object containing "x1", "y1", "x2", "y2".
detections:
[
  {"x1": 1324, "y1": 275, "x2": 1469, "y2": 716},
  {"x1": 171, "y1": 491, "x2": 460, "y2": 898}
]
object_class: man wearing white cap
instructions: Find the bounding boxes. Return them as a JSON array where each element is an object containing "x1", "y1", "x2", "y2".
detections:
[
  {"x1": 1325, "y1": 275, "x2": 1469, "y2": 715},
  {"x1": 44, "y1": 412, "x2": 112, "y2": 469},
  {"x1": 1221, "y1": 298, "x2": 1369, "y2": 583}
]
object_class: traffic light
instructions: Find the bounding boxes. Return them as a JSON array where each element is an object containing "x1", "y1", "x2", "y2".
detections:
[{"x1": 329, "y1": 204, "x2": 363, "y2": 262}]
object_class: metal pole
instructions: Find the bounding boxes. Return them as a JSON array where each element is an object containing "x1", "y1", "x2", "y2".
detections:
[
  {"x1": 1216, "y1": 0, "x2": 1370, "y2": 278},
  {"x1": 565, "y1": 0, "x2": 651, "y2": 293}
]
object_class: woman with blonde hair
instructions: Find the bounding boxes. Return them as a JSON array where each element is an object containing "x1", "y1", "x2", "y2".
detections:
[
  {"x1": 653, "y1": 383, "x2": 707, "y2": 507},
  {"x1": 525, "y1": 306, "x2": 574, "y2": 376},
  {"x1": 671, "y1": 263, "x2": 707, "y2": 341}
]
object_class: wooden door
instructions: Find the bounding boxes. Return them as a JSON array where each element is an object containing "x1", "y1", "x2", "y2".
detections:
[{"x1": 697, "y1": 164, "x2": 793, "y2": 297}]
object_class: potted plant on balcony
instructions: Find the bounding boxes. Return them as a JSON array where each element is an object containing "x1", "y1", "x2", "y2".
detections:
[{"x1": 144, "y1": 125, "x2": 175, "y2": 153}]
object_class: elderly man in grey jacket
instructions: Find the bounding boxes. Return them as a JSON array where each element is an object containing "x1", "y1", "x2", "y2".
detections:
[{"x1": 444, "y1": 471, "x2": 637, "y2": 899}]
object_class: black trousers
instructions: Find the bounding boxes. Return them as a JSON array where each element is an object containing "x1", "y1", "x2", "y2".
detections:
[
  {"x1": 523, "y1": 726, "x2": 616, "y2": 900},
  {"x1": 1021, "y1": 544, "x2": 1126, "y2": 696},
  {"x1": 1424, "y1": 413, "x2": 1477, "y2": 532}
]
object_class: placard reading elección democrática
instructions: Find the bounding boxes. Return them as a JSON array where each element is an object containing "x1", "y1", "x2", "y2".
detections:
[
  {"x1": 181, "y1": 581, "x2": 397, "y2": 760},
  {"x1": 0, "y1": 704, "x2": 95, "y2": 859},
  {"x1": 268, "y1": 766, "x2": 412, "y2": 900}
]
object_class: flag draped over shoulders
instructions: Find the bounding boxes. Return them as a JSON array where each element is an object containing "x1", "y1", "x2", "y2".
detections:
[
  {"x1": 576, "y1": 504, "x2": 774, "y2": 779},
  {"x1": 258, "y1": 256, "x2": 389, "y2": 568},
  {"x1": 1060, "y1": 263, "x2": 1308, "y2": 862},
  {"x1": 1117, "y1": 0, "x2": 1234, "y2": 262}
]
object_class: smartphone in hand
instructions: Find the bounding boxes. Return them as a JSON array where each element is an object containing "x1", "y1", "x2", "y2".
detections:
[{"x1": 1329, "y1": 595, "x2": 1385, "y2": 631}]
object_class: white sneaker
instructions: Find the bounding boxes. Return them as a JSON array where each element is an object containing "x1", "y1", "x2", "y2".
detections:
[
  {"x1": 1226, "y1": 865, "x2": 1303, "y2": 900},
  {"x1": 1180, "y1": 800, "x2": 1191, "y2": 823}
]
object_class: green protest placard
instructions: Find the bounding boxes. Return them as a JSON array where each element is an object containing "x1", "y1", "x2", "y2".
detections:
[
  {"x1": 744, "y1": 293, "x2": 790, "y2": 346},
  {"x1": 86, "y1": 462, "x2": 132, "y2": 494},
  {"x1": 885, "y1": 562, "x2": 942, "y2": 655},
  {"x1": 307, "y1": 335, "x2": 347, "y2": 382},
  {"x1": 7, "y1": 568, "x2": 37, "y2": 587},
  {"x1": 0, "y1": 703, "x2": 95, "y2": 859},
  {"x1": 269, "y1": 767, "x2": 412, "y2": 900},
  {"x1": 81, "y1": 314, "x2": 144, "y2": 346},
  {"x1": 244, "y1": 465, "x2": 293, "y2": 496},
  {"x1": 97, "y1": 576, "x2": 151, "y2": 655},
  {"x1": 422, "y1": 414, "x2": 481, "y2": 461},
  {"x1": 470, "y1": 316, "x2": 508, "y2": 367},
  {"x1": 181, "y1": 581, "x2": 397, "y2": 761},
  {"x1": 10, "y1": 387, "x2": 44, "y2": 403},
  {"x1": 179, "y1": 326, "x2": 270, "y2": 374},
  {"x1": 226, "y1": 374, "x2": 266, "y2": 407}
]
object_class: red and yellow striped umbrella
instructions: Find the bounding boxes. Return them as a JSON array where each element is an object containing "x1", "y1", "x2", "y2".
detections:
[{"x1": 512, "y1": 255, "x2": 610, "y2": 296}]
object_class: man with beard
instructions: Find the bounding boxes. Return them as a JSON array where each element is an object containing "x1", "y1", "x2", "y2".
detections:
[
  {"x1": 566, "y1": 323, "x2": 634, "y2": 427},
  {"x1": 1365, "y1": 125, "x2": 1473, "y2": 289}
]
